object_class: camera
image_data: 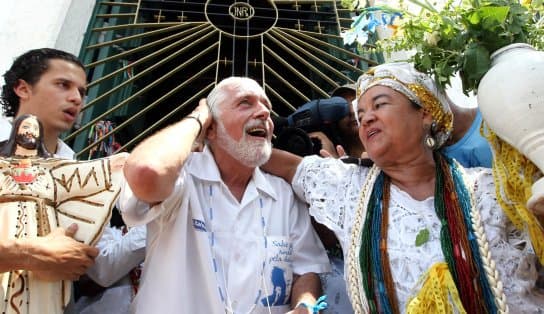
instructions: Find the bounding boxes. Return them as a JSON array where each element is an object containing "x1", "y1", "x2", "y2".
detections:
[{"x1": 273, "y1": 97, "x2": 349, "y2": 157}]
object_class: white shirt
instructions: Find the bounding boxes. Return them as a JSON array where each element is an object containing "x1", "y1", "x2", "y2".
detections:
[
  {"x1": 68, "y1": 226, "x2": 146, "y2": 314},
  {"x1": 293, "y1": 156, "x2": 544, "y2": 313},
  {"x1": 86, "y1": 226, "x2": 146, "y2": 287},
  {"x1": 120, "y1": 147, "x2": 330, "y2": 314}
]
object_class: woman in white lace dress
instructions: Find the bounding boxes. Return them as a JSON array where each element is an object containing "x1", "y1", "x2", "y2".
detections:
[{"x1": 263, "y1": 62, "x2": 544, "y2": 313}]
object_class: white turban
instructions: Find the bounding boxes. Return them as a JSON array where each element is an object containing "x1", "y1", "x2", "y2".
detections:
[{"x1": 356, "y1": 62, "x2": 453, "y2": 148}]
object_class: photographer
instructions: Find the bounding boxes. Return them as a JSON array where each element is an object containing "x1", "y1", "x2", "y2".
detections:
[
  {"x1": 331, "y1": 84, "x2": 365, "y2": 158},
  {"x1": 272, "y1": 96, "x2": 360, "y2": 314}
]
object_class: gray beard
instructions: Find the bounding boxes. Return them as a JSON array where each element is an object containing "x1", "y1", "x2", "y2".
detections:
[{"x1": 215, "y1": 121, "x2": 271, "y2": 168}]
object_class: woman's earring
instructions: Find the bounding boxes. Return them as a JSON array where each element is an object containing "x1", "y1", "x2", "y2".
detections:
[
  {"x1": 424, "y1": 134, "x2": 436, "y2": 149},
  {"x1": 424, "y1": 121, "x2": 438, "y2": 149}
]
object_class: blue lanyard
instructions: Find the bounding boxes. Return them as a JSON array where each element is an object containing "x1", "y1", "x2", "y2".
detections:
[{"x1": 207, "y1": 185, "x2": 268, "y2": 314}]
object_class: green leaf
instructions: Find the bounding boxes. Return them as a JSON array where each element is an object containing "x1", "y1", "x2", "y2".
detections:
[
  {"x1": 462, "y1": 42, "x2": 491, "y2": 90},
  {"x1": 415, "y1": 228, "x2": 430, "y2": 246},
  {"x1": 451, "y1": 32, "x2": 468, "y2": 49},
  {"x1": 479, "y1": 6, "x2": 510, "y2": 29},
  {"x1": 366, "y1": 0, "x2": 542, "y2": 93},
  {"x1": 420, "y1": 55, "x2": 433, "y2": 69},
  {"x1": 467, "y1": 11, "x2": 482, "y2": 24}
]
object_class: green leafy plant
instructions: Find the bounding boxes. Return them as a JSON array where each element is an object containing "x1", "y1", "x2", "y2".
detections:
[{"x1": 342, "y1": 0, "x2": 543, "y2": 94}]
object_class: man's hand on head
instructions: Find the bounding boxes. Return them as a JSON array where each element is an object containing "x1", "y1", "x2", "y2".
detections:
[{"x1": 189, "y1": 98, "x2": 213, "y2": 149}]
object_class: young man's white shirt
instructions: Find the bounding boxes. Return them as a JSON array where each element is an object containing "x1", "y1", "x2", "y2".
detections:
[{"x1": 120, "y1": 146, "x2": 330, "y2": 314}]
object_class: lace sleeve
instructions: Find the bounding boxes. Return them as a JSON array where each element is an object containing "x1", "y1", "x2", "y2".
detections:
[
  {"x1": 470, "y1": 168, "x2": 544, "y2": 313},
  {"x1": 292, "y1": 156, "x2": 369, "y2": 243}
]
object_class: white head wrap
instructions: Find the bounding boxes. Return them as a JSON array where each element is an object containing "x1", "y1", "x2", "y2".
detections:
[{"x1": 356, "y1": 62, "x2": 453, "y2": 148}]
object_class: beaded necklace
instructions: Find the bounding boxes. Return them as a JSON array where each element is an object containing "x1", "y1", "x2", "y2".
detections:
[
  {"x1": 206, "y1": 185, "x2": 269, "y2": 314},
  {"x1": 348, "y1": 154, "x2": 508, "y2": 313}
]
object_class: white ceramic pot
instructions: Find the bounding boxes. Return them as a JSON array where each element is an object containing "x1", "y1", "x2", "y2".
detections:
[{"x1": 477, "y1": 43, "x2": 544, "y2": 214}]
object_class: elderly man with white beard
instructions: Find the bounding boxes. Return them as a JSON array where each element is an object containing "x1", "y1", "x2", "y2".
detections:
[{"x1": 120, "y1": 77, "x2": 330, "y2": 314}]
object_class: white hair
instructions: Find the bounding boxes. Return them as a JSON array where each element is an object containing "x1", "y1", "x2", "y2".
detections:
[{"x1": 207, "y1": 76, "x2": 261, "y2": 119}]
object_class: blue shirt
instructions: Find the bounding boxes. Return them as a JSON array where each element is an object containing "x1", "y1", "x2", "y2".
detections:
[{"x1": 443, "y1": 110, "x2": 492, "y2": 168}]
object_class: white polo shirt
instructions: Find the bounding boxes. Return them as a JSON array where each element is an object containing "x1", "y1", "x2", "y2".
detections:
[{"x1": 120, "y1": 147, "x2": 330, "y2": 314}]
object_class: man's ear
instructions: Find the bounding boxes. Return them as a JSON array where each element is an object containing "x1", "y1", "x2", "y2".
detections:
[
  {"x1": 206, "y1": 120, "x2": 217, "y2": 141},
  {"x1": 13, "y1": 79, "x2": 32, "y2": 101}
]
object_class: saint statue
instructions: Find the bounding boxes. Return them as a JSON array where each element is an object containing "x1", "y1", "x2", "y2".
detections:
[{"x1": 0, "y1": 114, "x2": 127, "y2": 314}]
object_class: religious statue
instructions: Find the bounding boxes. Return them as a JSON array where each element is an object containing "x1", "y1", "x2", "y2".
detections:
[{"x1": 0, "y1": 114, "x2": 128, "y2": 314}]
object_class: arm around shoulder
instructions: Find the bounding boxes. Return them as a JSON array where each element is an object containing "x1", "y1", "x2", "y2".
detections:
[{"x1": 261, "y1": 148, "x2": 303, "y2": 184}]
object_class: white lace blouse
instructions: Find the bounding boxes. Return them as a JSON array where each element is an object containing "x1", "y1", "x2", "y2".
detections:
[{"x1": 292, "y1": 156, "x2": 544, "y2": 313}]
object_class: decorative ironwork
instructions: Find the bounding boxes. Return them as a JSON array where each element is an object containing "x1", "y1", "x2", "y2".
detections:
[
  {"x1": 70, "y1": 0, "x2": 380, "y2": 158},
  {"x1": 227, "y1": 2, "x2": 257, "y2": 21}
]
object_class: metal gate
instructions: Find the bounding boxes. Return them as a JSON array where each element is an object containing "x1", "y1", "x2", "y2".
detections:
[{"x1": 69, "y1": 0, "x2": 380, "y2": 158}]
